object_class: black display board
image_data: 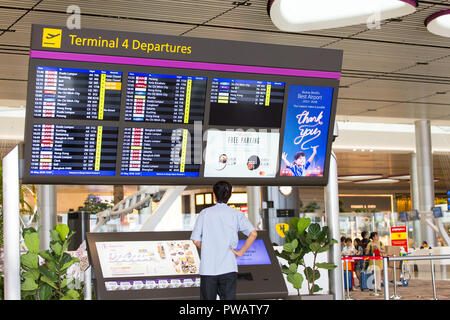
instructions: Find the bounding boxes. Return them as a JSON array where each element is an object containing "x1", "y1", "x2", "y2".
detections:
[
  {"x1": 23, "y1": 25, "x2": 343, "y2": 186},
  {"x1": 86, "y1": 231, "x2": 288, "y2": 300}
]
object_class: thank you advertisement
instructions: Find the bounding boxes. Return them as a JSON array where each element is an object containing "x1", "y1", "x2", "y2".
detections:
[{"x1": 280, "y1": 85, "x2": 334, "y2": 177}]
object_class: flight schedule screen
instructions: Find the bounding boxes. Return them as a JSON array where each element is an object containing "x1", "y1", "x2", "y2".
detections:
[
  {"x1": 33, "y1": 66, "x2": 122, "y2": 120},
  {"x1": 120, "y1": 127, "x2": 200, "y2": 177},
  {"x1": 209, "y1": 78, "x2": 285, "y2": 128},
  {"x1": 30, "y1": 124, "x2": 118, "y2": 176},
  {"x1": 124, "y1": 72, "x2": 207, "y2": 124}
]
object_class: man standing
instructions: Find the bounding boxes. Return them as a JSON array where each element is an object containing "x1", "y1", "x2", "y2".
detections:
[{"x1": 190, "y1": 181, "x2": 258, "y2": 300}]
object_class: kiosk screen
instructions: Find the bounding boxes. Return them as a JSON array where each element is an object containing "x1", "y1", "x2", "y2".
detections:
[{"x1": 236, "y1": 239, "x2": 271, "y2": 266}]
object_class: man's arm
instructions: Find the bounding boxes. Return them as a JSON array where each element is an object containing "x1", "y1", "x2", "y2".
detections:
[
  {"x1": 281, "y1": 152, "x2": 291, "y2": 168},
  {"x1": 192, "y1": 240, "x2": 201, "y2": 249},
  {"x1": 307, "y1": 146, "x2": 318, "y2": 164},
  {"x1": 231, "y1": 230, "x2": 257, "y2": 257}
]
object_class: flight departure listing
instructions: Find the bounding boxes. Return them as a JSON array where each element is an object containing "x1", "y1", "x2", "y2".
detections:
[
  {"x1": 124, "y1": 72, "x2": 207, "y2": 124},
  {"x1": 120, "y1": 128, "x2": 200, "y2": 177},
  {"x1": 209, "y1": 78, "x2": 285, "y2": 128},
  {"x1": 30, "y1": 124, "x2": 118, "y2": 176},
  {"x1": 33, "y1": 66, "x2": 122, "y2": 120}
]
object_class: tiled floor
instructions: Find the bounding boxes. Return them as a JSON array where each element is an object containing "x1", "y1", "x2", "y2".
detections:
[{"x1": 346, "y1": 279, "x2": 450, "y2": 300}]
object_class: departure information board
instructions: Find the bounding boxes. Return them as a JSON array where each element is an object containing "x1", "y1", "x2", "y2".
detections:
[
  {"x1": 34, "y1": 66, "x2": 122, "y2": 120},
  {"x1": 120, "y1": 128, "x2": 200, "y2": 177},
  {"x1": 209, "y1": 78, "x2": 285, "y2": 128},
  {"x1": 124, "y1": 73, "x2": 207, "y2": 124},
  {"x1": 30, "y1": 124, "x2": 118, "y2": 176},
  {"x1": 23, "y1": 25, "x2": 342, "y2": 185}
]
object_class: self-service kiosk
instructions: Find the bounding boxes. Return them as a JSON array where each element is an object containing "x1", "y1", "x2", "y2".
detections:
[{"x1": 86, "y1": 230, "x2": 288, "y2": 300}]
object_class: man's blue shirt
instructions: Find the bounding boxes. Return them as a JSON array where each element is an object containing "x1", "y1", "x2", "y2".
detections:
[{"x1": 190, "y1": 203, "x2": 255, "y2": 276}]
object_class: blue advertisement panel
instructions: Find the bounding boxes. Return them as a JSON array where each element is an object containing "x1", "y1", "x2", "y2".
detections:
[{"x1": 280, "y1": 85, "x2": 334, "y2": 177}]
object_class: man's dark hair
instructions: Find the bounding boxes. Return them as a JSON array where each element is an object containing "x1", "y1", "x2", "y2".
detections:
[
  {"x1": 294, "y1": 151, "x2": 306, "y2": 160},
  {"x1": 213, "y1": 181, "x2": 232, "y2": 203},
  {"x1": 340, "y1": 236, "x2": 346, "y2": 242},
  {"x1": 361, "y1": 231, "x2": 368, "y2": 238},
  {"x1": 369, "y1": 232, "x2": 378, "y2": 240}
]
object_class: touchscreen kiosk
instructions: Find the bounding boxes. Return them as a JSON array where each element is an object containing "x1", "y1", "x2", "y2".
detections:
[{"x1": 86, "y1": 230, "x2": 287, "y2": 300}]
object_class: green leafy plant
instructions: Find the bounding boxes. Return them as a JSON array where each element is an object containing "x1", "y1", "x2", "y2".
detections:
[
  {"x1": 78, "y1": 195, "x2": 112, "y2": 214},
  {"x1": 276, "y1": 217, "x2": 337, "y2": 296},
  {"x1": 20, "y1": 224, "x2": 81, "y2": 300},
  {"x1": 298, "y1": 200, "x2": 320, "y2": 213}
]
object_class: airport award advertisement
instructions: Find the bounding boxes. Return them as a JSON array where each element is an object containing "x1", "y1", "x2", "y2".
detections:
[{"x1": 280, "y1": 85, "x2": 334, "y2": 177}]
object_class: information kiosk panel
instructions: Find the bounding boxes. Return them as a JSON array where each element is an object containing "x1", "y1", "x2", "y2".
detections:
[{"x1": 86, "y1": 230, "x2": 288, "y2": 300}]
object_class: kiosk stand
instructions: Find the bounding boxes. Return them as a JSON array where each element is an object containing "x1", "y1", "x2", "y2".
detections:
[{"x1": 86, "y1": 230, "x2": 288, "y2": 300}]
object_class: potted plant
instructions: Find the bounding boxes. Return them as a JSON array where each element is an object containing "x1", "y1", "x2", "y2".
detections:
[
  {"x1": 275, "y1": 217, "x2": 338, "y2": 300},
  {"x1": 20, "y1": 224, "x2": 82, "y2": 300}
]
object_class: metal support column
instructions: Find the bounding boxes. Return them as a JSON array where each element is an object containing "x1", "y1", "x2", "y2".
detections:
[
  {"x1": 414, "y1": 120, "x2": 436, "y2": 247},
  {"x1": 246, "y1": 186, "x2": 261, "y2": 229},
  {"x1": 325, "y1": 151, "x2": 343, "y2": 300},
  {"x1": 3, "y1": 146, "x2": 21, "y2": 300},
  {"x1": 410, "y1": 152, "x2": 422, "y2": 248},
  {"x1": 36, "y1": 185, "x2": 57, "y2": 251}
]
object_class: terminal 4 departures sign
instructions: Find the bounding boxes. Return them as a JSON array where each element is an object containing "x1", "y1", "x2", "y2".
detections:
[{"x1": 22, "y1": 24, "x2": 343, "y2": 186}]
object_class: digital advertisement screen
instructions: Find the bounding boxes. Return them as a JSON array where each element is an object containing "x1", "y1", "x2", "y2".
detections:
[
  {"x1": 236, "y1": 239, "x2": 271, "y2": 266},
  {"x1": 120, "y1": 127, "x2": 200, "y2": 177},
  {"x1": 30, "y1": 124, "x2": 118, "y2": 176},
  {"x1": 95, "y1": 240, "x2": 201, "y2": 278},
  {"x1": 208, "y1": 78, "x2": 285, "y2": 128},
  {"x1": 124, "y1": 72, "x2": 207, "y2": 124},
  {"x1": 280, "y1": 85, "x2": 334, "y2": 178},
  {"x1": 203, "y1": 130, "x2": 280, "y2": 178},
  {"x1": 34, "y1": 66, "x2": 122, "y2": 121}
]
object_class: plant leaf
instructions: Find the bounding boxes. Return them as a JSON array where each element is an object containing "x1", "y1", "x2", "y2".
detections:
[
  {"x1": 50, "y1": 241, "x2": 63, "y2": 256},
  {"x1": 289, "y1": 217, "x2": 299, "y2": 232},
  {"x1": 21, "y1": 277, "x2": 38, "y2": 291},
  {"x1": 283, "y1": 239, "x2": 298, "y2": 253},
  {"x1": 309, "y1": 242, "x2": 321, "y2": 252},
  {"x1": 20, "y1": 252, "x2": 39, "y2": 269},
  {"x1": 288, "y1": 263, "x2": 298, "y2": 273},
  {"x1": 38, "y1": 283, "x2": 53, "y2": 300},
  {"x1": 316, "y1": 262, "x2": 337, "y2": 270},
  {"x1": 49, "y1": 229, "x2": 60, "y2": 242},
  {"x1": 23, "y1": 231, "x2": 40, "y2": 254},
  {"x1": 297, "y1": 217, "x2": 311, "y2": 234},
  {"x1": 56, "y1": 224, "x2": 70, "y2": 242},
  {"x1": 287, "y1": 273, "x2": 303, "y2": 290},
  {"x1": 308, "y1": 223, "x2": 321, "y2": 239},
  {"x1": 40, "y1": 275, "x2": 58, "y2": 289}
]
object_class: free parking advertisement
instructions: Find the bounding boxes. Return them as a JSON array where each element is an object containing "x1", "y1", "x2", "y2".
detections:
[
  {"x1": 203, "y1": 130, "x2": 280, "y2": 178},
  {"x1": 280, "y1": 85, "x2": 334, "y2": 177}
]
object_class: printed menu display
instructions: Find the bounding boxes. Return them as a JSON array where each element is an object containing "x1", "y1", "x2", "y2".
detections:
[
  {"x1": 95, "y1": 240, "x2": 201, "y2": 278},
  {"x1": 203, "y1": 130, "x2": 280, "y2": 178},
  {"x1": 280, "y1": 85, "x2": 334, "y2": 177},
  {"x1": 33, "y1": 66, "x2": 122, "y2": 120}
]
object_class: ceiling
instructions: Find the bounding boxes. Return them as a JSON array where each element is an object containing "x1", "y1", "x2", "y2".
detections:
[
  {"x1": 0, "y1": 0, "x2": 449, "y2": 124},
  {"x1": 0, "y1": 0, "x2": 449, "y2": 191}
]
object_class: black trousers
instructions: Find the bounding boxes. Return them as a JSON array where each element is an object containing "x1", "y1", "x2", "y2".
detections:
[{"x1": 200, "y1": 272, "x2": 237, "y2": 300}]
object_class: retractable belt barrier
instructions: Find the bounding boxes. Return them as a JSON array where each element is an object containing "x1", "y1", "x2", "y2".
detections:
[{"x1": 340, "y1": 255, "x2": 391, "y2": 300}]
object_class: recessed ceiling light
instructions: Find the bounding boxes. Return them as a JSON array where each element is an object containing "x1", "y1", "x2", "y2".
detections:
[
  {"x1": 339, "y1": 174, "x2": 383, "y2": 181},
  {"x1": 268, "y1": 0, "x2": 417, "y2": 32},
  {"x1": 425, "y1": 10, "x2": 450, "y2": 38},
  {"x1": 355, "y1": 178, "x2": 400, "y2": 184},
  {"x1": 388, "y1": 175, "x2": 410, "y2": 180}
]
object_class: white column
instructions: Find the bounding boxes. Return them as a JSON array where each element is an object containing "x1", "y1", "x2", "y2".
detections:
[
  {"x1": 36, "y1": 185, "x2": 57, "y2": 251},
  {"x1": 414, "y1": 120, "x2": 436, "y2": 247},
  {"x1": 246, "y1": 186, "x2": 261, "y2": 229},
  {"x1": 325, "y1": 151, "x2": 343, "y2": 300},
  {"x1": 409, "y1": 152, "x2": 422, "y2": 248},
  {"x1": 3, "y1": 146, "x2": 21, "y2": 300}
]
